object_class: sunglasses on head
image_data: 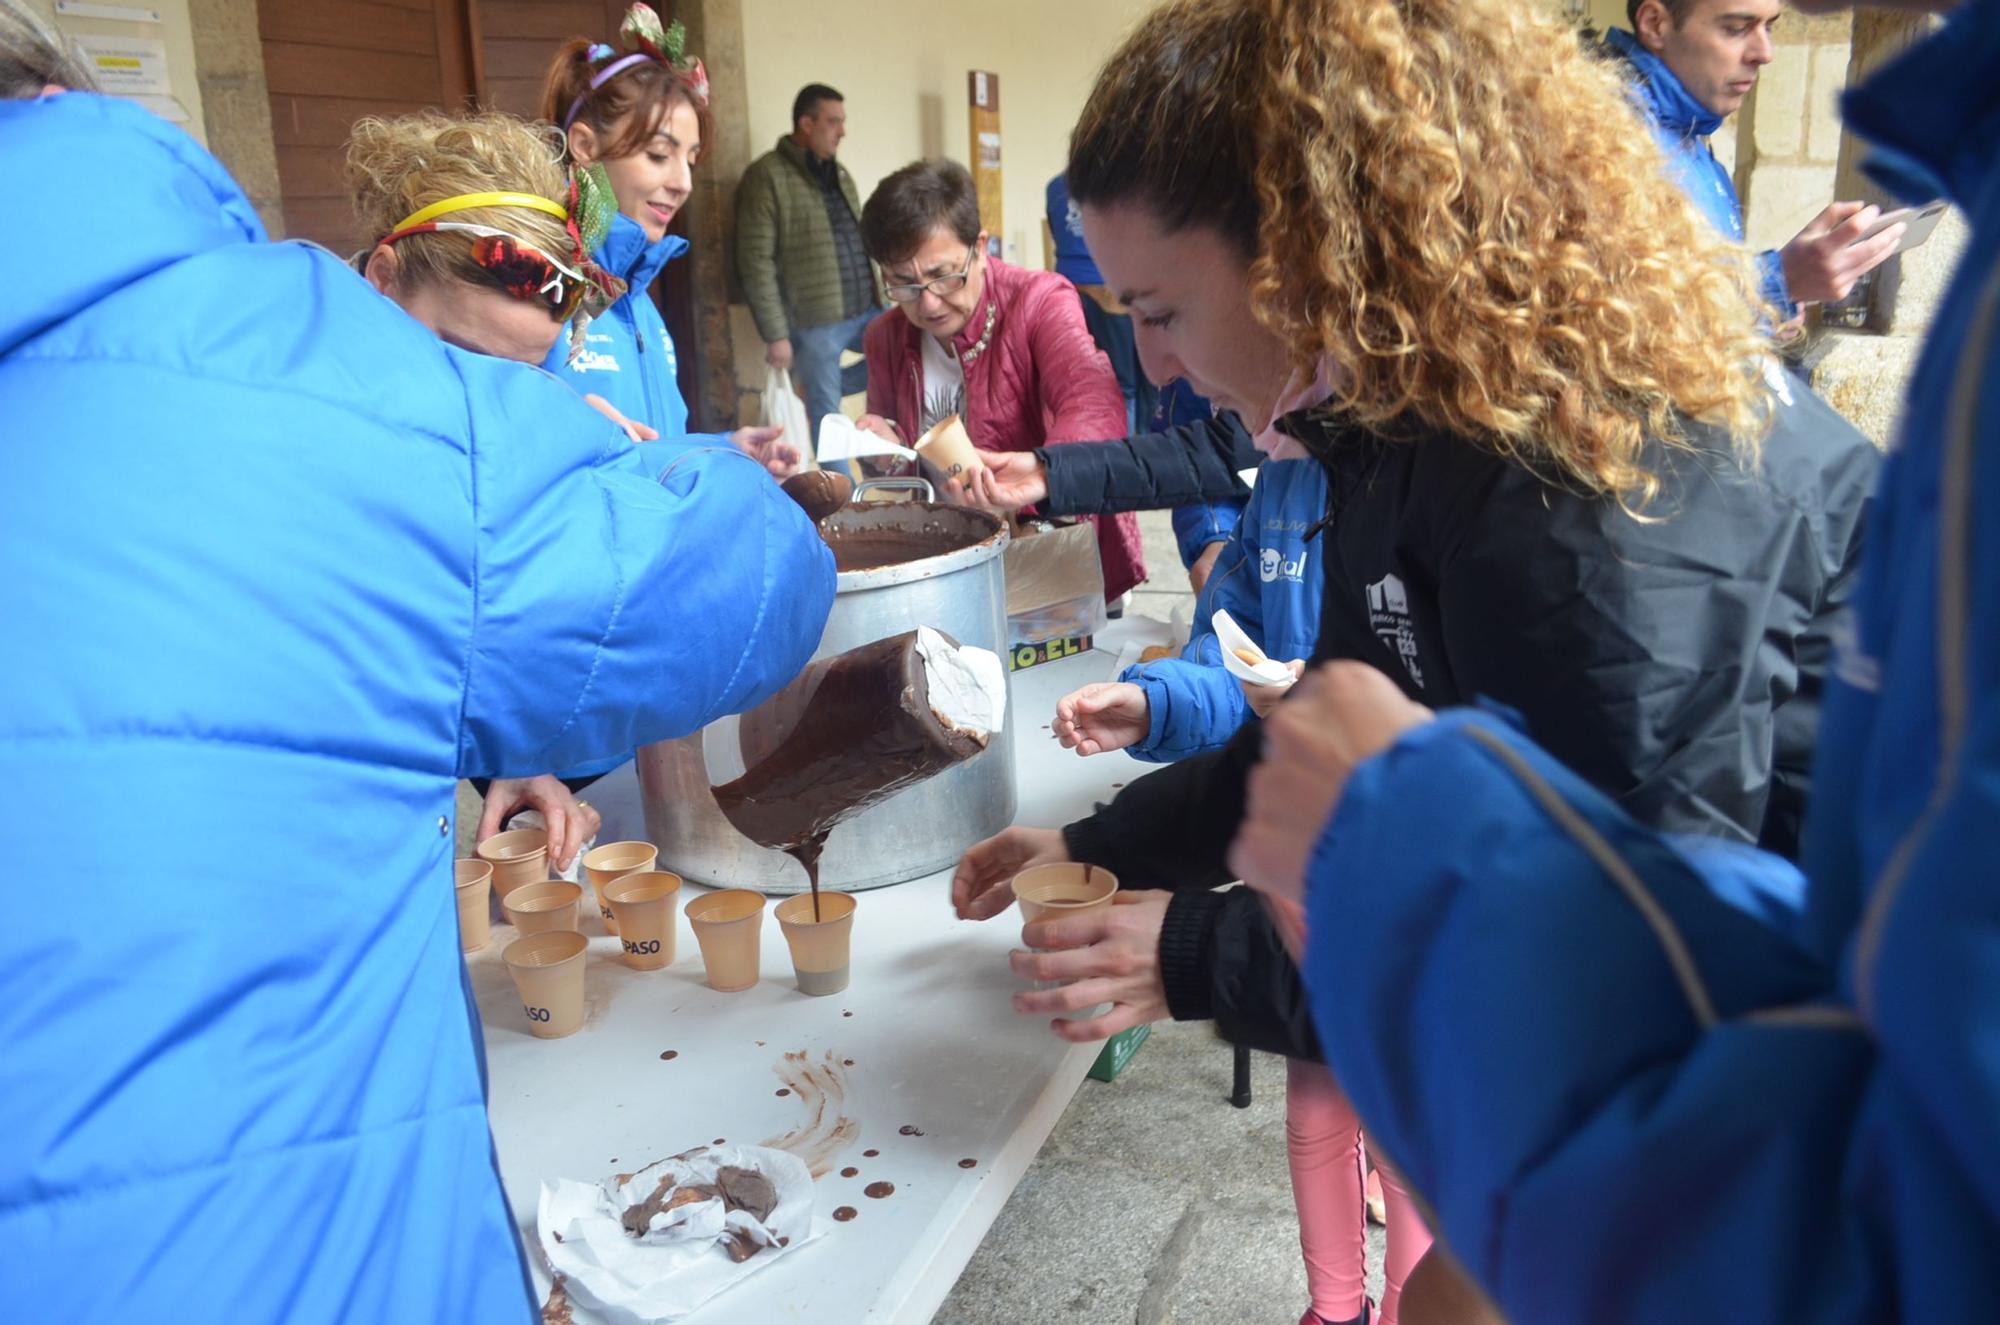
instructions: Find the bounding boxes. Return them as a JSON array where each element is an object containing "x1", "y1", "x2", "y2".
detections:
[{"x1": 380, "y1": 220, "x2": 616, "y2": 322}]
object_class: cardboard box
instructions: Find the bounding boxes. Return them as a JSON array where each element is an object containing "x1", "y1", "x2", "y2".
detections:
[{"x1": 1005, "y1": 519, "x2": 1106, "y2": 651}]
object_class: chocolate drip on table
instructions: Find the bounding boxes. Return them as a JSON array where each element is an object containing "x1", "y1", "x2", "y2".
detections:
[{"x1": 715, "y1": 629, "x2": 988, "y2": 919}]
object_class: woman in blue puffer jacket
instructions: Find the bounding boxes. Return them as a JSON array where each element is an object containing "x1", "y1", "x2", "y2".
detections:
[
  {"x1": 537, "y1": 4, "x2": 797, "y2": 476},
  {"x1": 0, "y1": 85, "x2": 833, "y2": 1324}
]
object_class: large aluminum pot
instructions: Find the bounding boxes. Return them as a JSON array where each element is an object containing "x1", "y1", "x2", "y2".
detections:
[{"x1": 636, "y1": 500, "x2": 1014, "y2": 893}]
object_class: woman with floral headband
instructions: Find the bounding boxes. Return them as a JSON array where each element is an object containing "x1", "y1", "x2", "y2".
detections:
[{"x1": 539, "y1": 4, "x2": 797, "y2": 475}]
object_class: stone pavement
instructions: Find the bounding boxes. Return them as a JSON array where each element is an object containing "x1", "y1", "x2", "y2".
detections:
[{"x1": 935, "y1": 511, "x2": 1386, "y2": 1324}]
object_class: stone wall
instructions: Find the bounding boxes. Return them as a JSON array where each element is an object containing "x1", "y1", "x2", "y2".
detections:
[
  {"x1": 186, "y1": 0, "x2": 283, "y2": 236},
  {"x1": 1736, "y1": 9, "x2": 1851, "y2": 252}
]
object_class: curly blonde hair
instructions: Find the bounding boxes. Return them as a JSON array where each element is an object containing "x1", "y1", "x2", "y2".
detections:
[
  {"x1": 345, "y1": 109, "x2": 573, "y2": 296},
  {"x1": 1068, "y1": 0, "x2": 1776, "y2": 510}
]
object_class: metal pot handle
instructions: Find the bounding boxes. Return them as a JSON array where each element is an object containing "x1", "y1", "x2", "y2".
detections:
[{"x1": 852, "y1": 476, "x2": 937, "y2": 503}]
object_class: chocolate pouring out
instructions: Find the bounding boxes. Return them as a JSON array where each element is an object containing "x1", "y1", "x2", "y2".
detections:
[{"x1": 715, "y1": 628, "x2": 994, "y2": 918}]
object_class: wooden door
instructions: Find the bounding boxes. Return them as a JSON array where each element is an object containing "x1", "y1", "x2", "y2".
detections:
[{"x1": 259, "y1": 0, "x2": 486, "y2": 253}]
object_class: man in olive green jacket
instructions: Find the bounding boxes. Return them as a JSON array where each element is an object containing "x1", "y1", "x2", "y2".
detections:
[{"x1": 736, "y1": 83, "x2": 879, "y2": 438}]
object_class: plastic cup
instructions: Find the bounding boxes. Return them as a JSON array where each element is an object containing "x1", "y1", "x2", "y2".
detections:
[
  {"x1": 683, "y1": 889, "x2": 768, "y2": 992},
  {"x1": 1015, "y1": 863, "x2": 1120, "y2": 1024},
  {"x1": 478, "y1": 828, "x2": 549, "y2": 900},
  {"x1": 915, "y1": 413, "x2": 984, "y2": 482},
  {"x1": 605, "y1": 871, "x2": 683, "y2": 971},
  {"x1": 502, "y1": 879, "x2": 582, "y2": 936},
  {"x1": 774, "y1": 892, "x2": 857, "y2": 996},
  {"x1": 502, "y1": 929, "x2": 588, "y2": 1038},
  {"x1": 454, "y1": 858, "x2": 493, "y2": 953},
  {"x1": 583, "y1": 840, "x2": 659, "y2": 936},
  {"x1": 1014, "y1": 863, "x2": 1120, "y2": 930}
]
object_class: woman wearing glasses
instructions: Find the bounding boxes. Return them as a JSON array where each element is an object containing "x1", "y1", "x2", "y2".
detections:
[
  {"x1": 538, "y1": 4, "x2": 796, "y2": 475},
  {"x1": 856, "y1": 158, "x2": 1145, "y2": 604}
]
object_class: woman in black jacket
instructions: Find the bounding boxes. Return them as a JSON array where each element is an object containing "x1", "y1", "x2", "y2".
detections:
[{"x1": 951, "y1": 0, "x2": 1877, "y2": 1308}]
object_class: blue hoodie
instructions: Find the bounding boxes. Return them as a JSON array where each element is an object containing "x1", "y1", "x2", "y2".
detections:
[
  {"x1": 1300, "y1": 7, "x2": 2000, "y2": 1320},
  {"x1": 1122, "y1": 459, "x2": 1324, "y2": 762},
  {"x1": 1605, "y1": 26, "x2": 1793, "y2": 315},
  {"x1": 0, "y1": 94, "x2": 833, "y2": 1321},
  {"x1": 541, "y1": 210, "x2": 727, "y2": 444}
]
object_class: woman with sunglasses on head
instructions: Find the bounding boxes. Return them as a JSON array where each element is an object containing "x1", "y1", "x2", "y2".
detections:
[
  {"x1": 540, "y1": 4, "x2": 796, "y2": 476},
  {"x1": 856, "y1": 158, "x2": 1145, "y2": 604},
  {"x1": 349, "y1": 108, "x2": 644, "y2": 867}
]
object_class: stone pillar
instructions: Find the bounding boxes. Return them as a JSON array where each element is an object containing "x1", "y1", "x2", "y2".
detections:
[
  {"x1": 674, "y1": 0, "x2": 747, "y2": 431},
  {"x1": 185, "y1": 0, "x2": 284, "y2": 236}
]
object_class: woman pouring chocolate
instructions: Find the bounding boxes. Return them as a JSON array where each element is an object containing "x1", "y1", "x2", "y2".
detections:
[
  {"x1": 346, "y1": 108, "x2": 641, "y2": 866},
  {"x1": 2, "y1": 38, "x2": 834, "y2": 1321},
  {"x1": 949, "y1": 0, "x2": 1876, "y2": 1317}
]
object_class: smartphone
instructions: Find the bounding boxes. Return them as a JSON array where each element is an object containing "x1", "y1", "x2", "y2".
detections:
[{"x1": 1852, "y1": 201, "x2": 1950, "y2": 256}]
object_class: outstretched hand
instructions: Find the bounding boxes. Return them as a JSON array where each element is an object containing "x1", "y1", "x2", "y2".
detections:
[
  {"x1": 950, "y1": 826, "x2": 1070, "y2": 920},
  {"x1": 732, "y1": 424, "x2": 802, "y2": 478},
  {"x1": 1053, "y1": 682, "x2": 1151, "y2": 757},
  {"x1": 965, "y1": 450, "x2": 1050, "y2": 513}
]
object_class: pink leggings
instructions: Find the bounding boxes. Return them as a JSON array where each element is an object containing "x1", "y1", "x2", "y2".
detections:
[{"x1": 1287, "y1": 1058, "x2": 1433, "y2": 1324}]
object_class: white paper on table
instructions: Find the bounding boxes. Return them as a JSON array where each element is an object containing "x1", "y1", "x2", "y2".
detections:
[
  {"x1": 538, "y1": 1144, "x2": 829, "y2": 1325},
  {"x1": 817, "y1": 413, "x2": 914, "y2": 464}
]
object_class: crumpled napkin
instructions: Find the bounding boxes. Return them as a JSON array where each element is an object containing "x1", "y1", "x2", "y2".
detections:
[{"x1": 538, "y1": 1144, "x2": 827, "y2": 1324}]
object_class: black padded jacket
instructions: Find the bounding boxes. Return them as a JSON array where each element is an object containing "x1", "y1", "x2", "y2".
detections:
[
  {"x1": 1033, "y1": 411, "x2": 1262, "y2": 516},
  {"x1": 1061, "y1": 379, "x2": 1880, "y2": 1059}
]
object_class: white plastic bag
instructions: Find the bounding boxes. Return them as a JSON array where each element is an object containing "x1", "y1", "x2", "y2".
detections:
[{"x1": 760, "y1": 367, "x2": 813, "y2": 467}]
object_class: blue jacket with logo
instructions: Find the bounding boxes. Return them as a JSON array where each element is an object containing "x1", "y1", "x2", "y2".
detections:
[
  {"x1": 1122, "y1": 459, "x2": 1324, "y2": 762},
  {"x1": 541, "y1": 210, "x2": 726, "y2": 444},
  {"x1": 0, "y1": 94, "x2": 833, "y2": 1323},
  {"x1": 1300, "y1": 8, "x2": 2000, "y2": 1321},
  {"x1": 1605, "y1": 26, "x2": 1793, "y2": 315}
]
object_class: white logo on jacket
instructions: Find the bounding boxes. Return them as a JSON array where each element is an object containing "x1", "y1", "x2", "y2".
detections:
[
  {"x1": 1259, "y1": 546, "x2": 1309, "y2": 585},
  {"x1": 1365, "y1": 573, "x2": 1425, "y2": 689},
  {"x1": 567, "y1": 331, "x2": 621, "y2": 375}
]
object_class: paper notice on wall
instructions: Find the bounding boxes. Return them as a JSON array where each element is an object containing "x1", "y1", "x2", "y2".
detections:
[{"x1": 74, "y1": 34, "x2": 171, "y2": 96}]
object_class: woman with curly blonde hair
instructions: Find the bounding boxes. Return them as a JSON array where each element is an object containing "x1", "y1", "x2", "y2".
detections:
[
  {"x1": 947, "y1": 1, "x2": 1878, "y2": 1321},
  {"x1": 347, "y1": 108, "x2": 637, "y2": 865}
]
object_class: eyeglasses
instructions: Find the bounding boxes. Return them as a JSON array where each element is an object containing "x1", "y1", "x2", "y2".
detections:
[
  {"x1": 381, "y1": 221, "x2": 616, "y2": 322},
  {"x1": 883, "y1": 246, "x2": 976, "y2": 304}
]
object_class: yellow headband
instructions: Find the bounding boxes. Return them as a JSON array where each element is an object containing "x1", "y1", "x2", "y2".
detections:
[{"x1": 390, "y1": 191, "x2": 569, "y2": 233}]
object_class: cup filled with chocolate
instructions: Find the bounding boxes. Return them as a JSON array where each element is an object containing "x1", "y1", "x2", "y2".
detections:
[{"x1": 774, "y1": 891, "x2": 857, "y2": 996}]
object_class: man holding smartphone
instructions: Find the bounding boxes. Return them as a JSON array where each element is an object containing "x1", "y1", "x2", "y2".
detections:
[{"x1": 1608, "y1": 0, "x2": 1906, "y2": 316}]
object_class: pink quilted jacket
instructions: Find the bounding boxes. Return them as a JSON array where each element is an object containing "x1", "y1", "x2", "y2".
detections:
[{"x1": 863, "y1": 258, "x2": 1145, "y2": 600}]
